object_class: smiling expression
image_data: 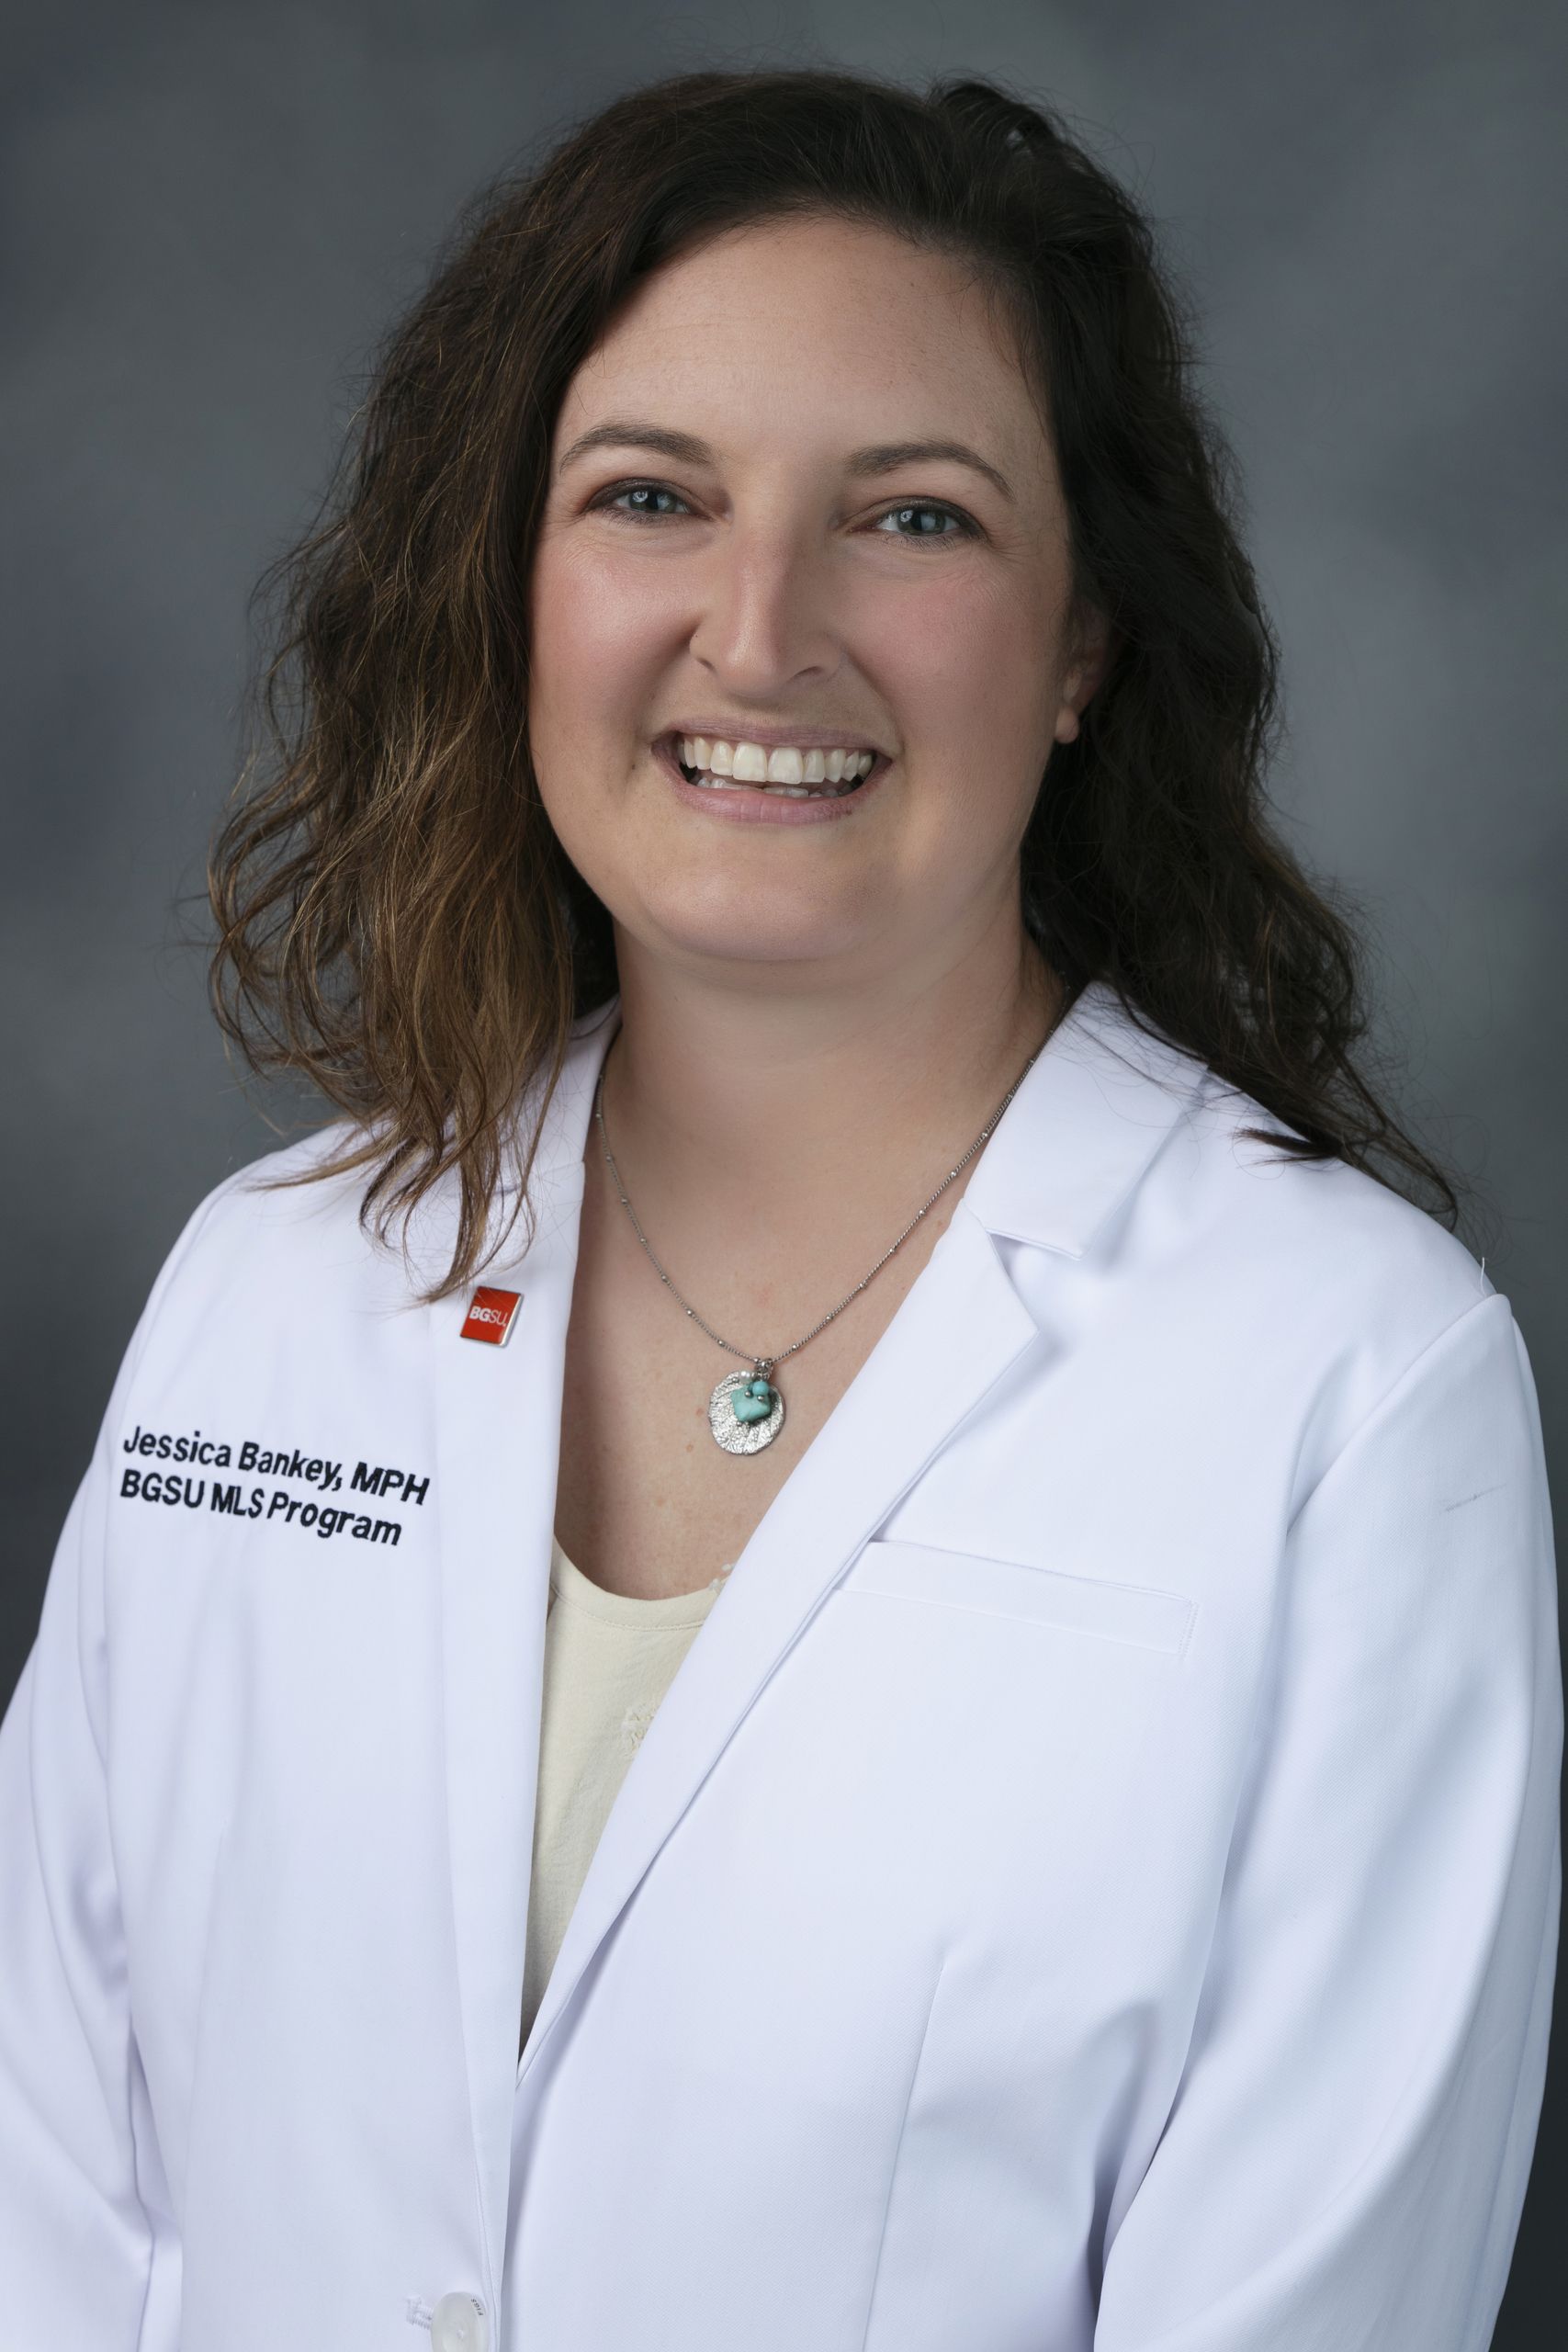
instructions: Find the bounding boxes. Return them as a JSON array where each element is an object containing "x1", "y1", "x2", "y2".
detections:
[{"x1": 527, "y1": 213, "x2": 1107, "y2": 983}]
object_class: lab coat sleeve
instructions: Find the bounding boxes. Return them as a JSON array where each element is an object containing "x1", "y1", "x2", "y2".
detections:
[
  {"x1": 0, "y1": 1434, "x2": 154, "y2": 2340},
  {"x1": 1095, "y1": 1291, "x2": 1562, "y2": 2352},
  {"x1": 0, "y1": 1182, "x2": 240, "y2": 2346}
]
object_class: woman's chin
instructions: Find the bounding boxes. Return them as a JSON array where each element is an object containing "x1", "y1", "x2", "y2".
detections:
[{"x1": 625, "y1": 894, "x2": 871, "y2": 975}]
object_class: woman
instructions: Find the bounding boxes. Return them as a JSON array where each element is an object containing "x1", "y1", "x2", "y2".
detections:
[{"x1": 0, "y1": 65, "x2": 1558, "y2": 2352}]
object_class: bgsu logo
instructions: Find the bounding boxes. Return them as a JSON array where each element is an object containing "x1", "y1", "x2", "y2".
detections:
[{"x1": 460, "y1": 1287, "x2": 523, "y2": 1347}]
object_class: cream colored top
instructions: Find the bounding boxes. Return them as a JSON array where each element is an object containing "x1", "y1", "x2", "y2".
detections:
[{"x1": 520, "y1": 1536, "x2": 729, "y2": 2053}]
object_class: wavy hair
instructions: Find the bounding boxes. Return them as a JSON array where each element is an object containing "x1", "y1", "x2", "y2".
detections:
[{"x1": 209, "y1": 64, "x2": 1468, "y2": 1295}]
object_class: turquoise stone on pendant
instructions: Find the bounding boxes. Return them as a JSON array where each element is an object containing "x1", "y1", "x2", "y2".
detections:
[
  {"x1": 731, "y1": 1378, "x2": 778, "y2": 1424},
  {"x1": 708, "y1": 1366, "x2": 786, "y2": 1454}
]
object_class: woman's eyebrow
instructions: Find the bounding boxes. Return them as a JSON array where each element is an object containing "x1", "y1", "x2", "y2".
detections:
[{"x1": 556, "y1": 419, "x2": 1013, "y2": 502}]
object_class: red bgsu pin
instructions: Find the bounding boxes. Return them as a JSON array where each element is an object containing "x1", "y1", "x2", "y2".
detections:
[{"x1": 460, "y1": 1286, "x2": 523, "y2": 1347}]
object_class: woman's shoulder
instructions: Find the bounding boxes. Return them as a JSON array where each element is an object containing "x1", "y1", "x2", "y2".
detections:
[
  {"x1": 1055, "y1": 986, "x2": 1495, "y2": 1358},
  {"x1": 1184, "y1": 1066, "x2": 1493, "y2": 1319},
  {"x1": 124, "y1": 1026, "x2": 604, "y2": 1355},
  {"x1": 165, "y1": 1118, "x2": 384, "y2": 1263},
  {"x1": 1166, "y1": 1066, "x2": 1507, "y2": 1490},
  {"x1": 122, "y1": 1120, "x2": 426, "y2": 1370}
]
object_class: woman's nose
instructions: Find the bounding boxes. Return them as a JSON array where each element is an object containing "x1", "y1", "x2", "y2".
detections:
[{"x1": 687, "y1": 525, "x2": 841, "y2": 692}]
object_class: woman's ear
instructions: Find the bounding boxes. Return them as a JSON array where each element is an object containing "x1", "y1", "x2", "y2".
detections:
[{"x1": 1053, "y1": 605, "x2": 1117, "y2": 745}]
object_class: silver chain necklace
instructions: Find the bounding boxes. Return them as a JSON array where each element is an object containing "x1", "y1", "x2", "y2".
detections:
[{"x1": 592, "y1": 1032, "x2": 1047, "y2": 1455}]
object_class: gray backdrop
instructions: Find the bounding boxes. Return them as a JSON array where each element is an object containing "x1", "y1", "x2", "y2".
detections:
[{"x1": 4, "y1": 2, "x2": 1563, "y2": 2337}]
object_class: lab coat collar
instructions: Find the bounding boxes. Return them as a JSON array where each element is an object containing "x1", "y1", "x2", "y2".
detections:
[
  {"x1": 396, "y1": 1001, "x2": 614, "y2": 1293},
  {"x1": 497, "y1": 995, "x2": 621, "y2": 1201},
  {"x1": 961, "y1": 977, "x2": 1212, "y2": 1257}
]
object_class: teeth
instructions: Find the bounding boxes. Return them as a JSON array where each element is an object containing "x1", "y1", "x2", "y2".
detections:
[{"x1": 676, "y1": 736, "x2": 875, "y2": 783}]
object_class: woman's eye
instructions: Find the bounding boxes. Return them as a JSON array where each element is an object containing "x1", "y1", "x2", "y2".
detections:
[
  {"x1": 596, "y1": 481, "x2": 694, "y2": 521},
  {"x1": 871, "y1": 501, "x2": 976, "y2": 544}
]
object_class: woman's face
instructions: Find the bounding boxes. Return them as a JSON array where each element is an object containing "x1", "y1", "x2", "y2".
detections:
[{"x1": 528, "y1": 214, "x2": 1107, "y2": 988}]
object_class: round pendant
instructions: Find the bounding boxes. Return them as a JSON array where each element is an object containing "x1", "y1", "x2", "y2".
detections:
[{"x1": 708, "y1": 1368, "x2": 785, "y2": 1455}]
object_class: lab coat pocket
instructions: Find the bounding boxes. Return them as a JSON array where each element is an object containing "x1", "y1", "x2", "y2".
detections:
[{"x1": 841, "y1": 1537, "x2": 1196, "y2": 1657}]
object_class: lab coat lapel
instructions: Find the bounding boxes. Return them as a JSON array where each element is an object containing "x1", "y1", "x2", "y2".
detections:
[{"x1": 426, "y1": 1011, "x2": 612, "y2": 2299}]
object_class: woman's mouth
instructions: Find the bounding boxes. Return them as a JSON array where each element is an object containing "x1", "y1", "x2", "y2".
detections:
[
  {"x1": 661, "y1": 731, "x2": 881, "y2": 801},
  {"x1": 653, "y1": 733, "x2": 893, "y2": 828}
]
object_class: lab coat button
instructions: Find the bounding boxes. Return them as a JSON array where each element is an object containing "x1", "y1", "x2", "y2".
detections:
[{"x1": 430, "y1": 2291, "x2": 488, "y2": 2352}]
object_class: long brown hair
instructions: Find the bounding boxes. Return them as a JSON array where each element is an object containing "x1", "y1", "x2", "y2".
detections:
[{"x1": 209, "y1": 64, "x2": 1470, "y2": 1297}]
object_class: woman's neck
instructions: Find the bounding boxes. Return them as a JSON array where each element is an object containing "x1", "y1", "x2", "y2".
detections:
[{"x1": 594, "y1": 922, "x2": 1063, "y2": 1247}]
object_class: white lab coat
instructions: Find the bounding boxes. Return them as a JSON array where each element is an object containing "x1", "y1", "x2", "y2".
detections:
[{"x1": 0, "y1": 978, "x2": 1559, "y2": 2351}]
